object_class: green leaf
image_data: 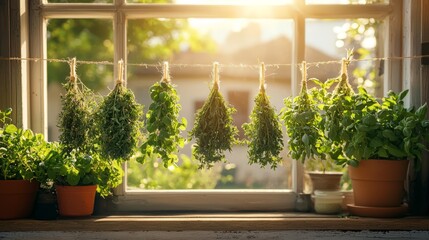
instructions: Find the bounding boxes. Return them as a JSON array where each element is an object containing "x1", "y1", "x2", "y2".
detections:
[
  {"x1": 385, "y1": 144, "x2": 407, "y2": 158},
  {"x1": 382, "y1": 129, "x2": 397, "y2": 141},
  {"x1": 5, "y1": 124, "x2": 17, "y2": 134},
  {"x1": 302, "y1": 134, "x2": 309, "y2": 146},
  {"x1": 398, "y1": 89, "x2": 409, "y2": 100}
]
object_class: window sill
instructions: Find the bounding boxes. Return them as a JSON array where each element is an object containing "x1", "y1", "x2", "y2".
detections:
[{"x1": 2, "y1": 213, "x2": 429, "y2": 232}]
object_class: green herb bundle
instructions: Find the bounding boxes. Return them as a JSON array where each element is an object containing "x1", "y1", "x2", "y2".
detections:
[
  {"x1": 139, "y1": 62, "x2": 187, "y2": 167},
  {"x1": 242, "y1": 64, "x2": 283, "y2": 169},
  {"x1": 281, "y1": 61, "x2": 322, "y2": 163},
  {"x1": 96, "y1": 60, "x2": 143, "y2": 161},
  {"x1": 189, "y1": 63, "x2": 239, "y2": 168},
  {"x1": 58, "y1": 59, "x2": 96, "y2": 153},
  {"x1": 323, "y1": 54, "x2": 355, "y2": 163}
]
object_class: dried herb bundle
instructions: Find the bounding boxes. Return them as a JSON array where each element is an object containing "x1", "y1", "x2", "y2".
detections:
[
  {"x1": 281, "y1": 61, "x2": 322, "y2": 163},
  {"x1": 58, "y1": 58, "x2": 95, "y2": 153},
  {"x1": 96, "y1": 60, "x2": 143, "y2": 161},
  {"x1": 139, "y1": 62, "x2": 186, "y2": 167},
  {"x1": 189, "y1": 62, "x2": 238, "y2": 168},
  {"x1": 242, "y1": 63, "x2": 283, "y2": 169},
  {"x1": 324, "y1": 52, "x2": 355, "y2": 162}
]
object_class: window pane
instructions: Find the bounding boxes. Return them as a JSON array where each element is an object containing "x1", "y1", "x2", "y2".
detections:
[
  {"x1": 306, "y1": 0, "x2": 389, "y2": 4},
  {"x1": 307, "y1": 18, "x2": 383, "y2": 98},
  {"x1": 47, "y1": 19, "x2": 114, "y2": 141},
  {"x1": 127, "y1": 18, "x2": 293, "y2": 190},
  {"x1": 127, "y1": 0, "x2": 292, "y2": 4}
]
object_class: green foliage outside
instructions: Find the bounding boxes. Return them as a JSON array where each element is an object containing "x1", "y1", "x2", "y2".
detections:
[
  {"x1": 127, "y1": 154, "x2": 231, "y2": 189},
  {"x1": 336, "y1": 6, "x2": 381, "y2": 95},
  {"x1": 47, "y1": 0, "x2": 216, "y2": 90}
]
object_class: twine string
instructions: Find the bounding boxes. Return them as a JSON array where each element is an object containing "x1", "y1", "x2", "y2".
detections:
[
  {"x1": 259, "y1": 62, "x2": 266, "y2": 92},
  {"x1": 1, "y1": 55, "x2": 428, "y2": 70}
]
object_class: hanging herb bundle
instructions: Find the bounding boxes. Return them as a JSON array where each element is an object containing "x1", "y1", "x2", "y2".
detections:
[
  {"x1": 280, "y1": 61, "x2": 322, "y2": 163},
  {"x1": 323, "y1": 51, "x2": 355, "y2": 164},
  {"x1": 96, "y1": 60, "x2": 143, "y2": 161},
  {"x1": 58, "y1": 58, "x2": 96, "y2": 153},
  {"x1": 242, "y1": 63, "x2": 284, "y2": 169},
  {"x1": 139, "y1": 62, "x2": 187, "y2": 167},
  {"x1": 189, "y1": 62, "x2": 239, "y2": 168}
]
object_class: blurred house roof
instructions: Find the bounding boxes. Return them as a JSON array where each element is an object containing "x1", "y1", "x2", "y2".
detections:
[{"x1": 132, "y1": 36, "x2": 339, "y2": 84}]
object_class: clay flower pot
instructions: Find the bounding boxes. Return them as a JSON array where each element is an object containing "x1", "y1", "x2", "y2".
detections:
[
  {"x1": 0, "y1": 180, "x2": 39, "y2": 219},
  {"x1": 347, "y1": 159, "x2": 409, "y2": 217},
  {"x1": 56, "y1": 185, "x2": 97, "y2": 217},
  {"x1": 308, "y1": 171, "x2": 343, "y2": 192}
]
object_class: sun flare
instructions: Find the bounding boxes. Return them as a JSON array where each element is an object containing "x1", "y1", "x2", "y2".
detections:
[{"x1": 175, "y1": 0, "x2": 292, "y2": 5}]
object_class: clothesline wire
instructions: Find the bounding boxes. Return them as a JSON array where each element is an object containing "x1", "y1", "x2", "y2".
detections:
[{"x1": 0, "y1": 55, "x2": 428, "y2": 69}]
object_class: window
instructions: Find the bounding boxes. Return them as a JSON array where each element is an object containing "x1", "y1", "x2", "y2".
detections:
[{"x1": 28, "y1": 0, "x2": 401, "y2": 211}]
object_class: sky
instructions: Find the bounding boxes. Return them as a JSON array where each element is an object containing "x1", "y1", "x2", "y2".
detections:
[{"x1": 186, "y1": 18, "x2": 345, "y2": 59}]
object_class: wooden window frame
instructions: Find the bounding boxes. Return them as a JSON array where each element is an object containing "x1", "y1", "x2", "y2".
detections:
[{"x1": 23, "y1": 0, "x2": 402, "y2": 212}]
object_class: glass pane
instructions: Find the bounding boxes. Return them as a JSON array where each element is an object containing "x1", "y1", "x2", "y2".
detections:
[
  {"x1": 306, "y1": 0, "x2": 389, "y2": 4},
  {"x1": 127, "y1": 0, "x2": 292, "y2": 4},
  {"x1": 127, "y1": 18, "x2": 293, "y2": 190},
  {"x1": 306, "y1": 18, "x2": 383, "y2": 97},
  {"x1": 305, "y1": 18, "x2": 383, "y2": 191},
  {"x1": 47, "y1": 19, "x2": 114, "y2": 141},
  {"x1": 48, "y1": 0, "x2": 113, "y2": 3}
]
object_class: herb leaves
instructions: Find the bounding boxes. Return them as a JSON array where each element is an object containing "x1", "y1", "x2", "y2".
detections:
[
  {"x1": 242, "y1": 64, "x2": 283, "y2": 169},
  {"x1": 139, "y1": 62, "x2": 186, "y2": 167},
  {"x1": 189, "y1": 63, "x2": 239, "y2": 168},
  {"x1": 96, "y1": 64, "x2": 143, "y2": 161},
  {"x1": 58, "y1": 71, "x2": 96, "y2": 153},
  {"x1": 281, "y1": 61, "x2": 322, "y2": 163}
]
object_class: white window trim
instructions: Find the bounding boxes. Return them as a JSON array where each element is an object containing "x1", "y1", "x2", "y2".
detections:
[{"x1": 27, "y1": 0, "x2": 401, "y2": 212}]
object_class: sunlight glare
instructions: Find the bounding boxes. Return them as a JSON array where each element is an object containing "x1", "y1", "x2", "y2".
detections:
[{"x1": 175, "y1": 0, "x2": 292, "y2": 5}]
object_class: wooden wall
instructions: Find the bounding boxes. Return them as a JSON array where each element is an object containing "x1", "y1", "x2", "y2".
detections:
[
  {"x1": 422, "y1": 0, "x2": 429, "y2": 215},
  {"x1": 0, "y1": 0, "x2": 25, "y2": 127}
]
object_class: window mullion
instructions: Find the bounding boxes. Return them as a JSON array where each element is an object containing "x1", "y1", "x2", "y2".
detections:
[
  {"x1": 29, "y1": 0, "x2": 48, "y2": 137},
  {"x1": 292, "y1": 0, "x2": 305, "y2": 194},
  {"x1": 383, "y1": 0, "x2": 402, "y2": 95},
  {"x1": 113, "y1": 0, "x2": 127, "y2": 196}
]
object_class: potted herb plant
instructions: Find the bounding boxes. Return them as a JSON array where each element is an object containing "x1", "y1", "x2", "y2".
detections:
[
  {"x1": 44, "y1": 145, "x2": 122, "y2": 217},
  {"x1": 281, "y1": 61, "x2": 342, "y2": 192},
  {"x1": 305, "y1": 54, "x2": 356, "y2": 193},
  {"x1": 0, "y1": 108, "x2": 51, "y2": 219},
  {"x1": 50, "y1": 58, "x2": 123, "y2": 217},
  {"x1": 307, "y1": 76, "x2": 345, "y2": 192},
  {"x1": 338, "y1": 87, "x2": 429, "y2": 217}
]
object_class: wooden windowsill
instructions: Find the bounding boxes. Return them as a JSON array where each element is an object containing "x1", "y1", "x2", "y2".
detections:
[{"x1": 1, "y1": 213, "x2": 429, "y2": 232}]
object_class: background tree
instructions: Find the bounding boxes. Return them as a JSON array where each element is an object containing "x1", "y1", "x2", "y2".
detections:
[
  {"x1": 47, "y1": 0, "x2": 216, "y2": 90},
  {"x1": 335, "y1": 0, "x2": 383, "y2": 96}
]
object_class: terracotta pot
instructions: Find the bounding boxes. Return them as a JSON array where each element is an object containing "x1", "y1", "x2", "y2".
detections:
[
  {"x1": 0, "y1": 180, "x2": 39, "y2": 219},
  {"x1": 56, "y1": 185, "x2": 97, "y2": 217},
  {"x1": 348, "y1": 159, "x2": 409, "y2": 207},
  {"x1": 308, "y1": 171, "x2": 343, "y2": 192}
]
